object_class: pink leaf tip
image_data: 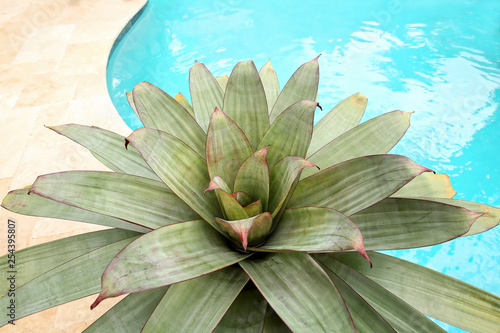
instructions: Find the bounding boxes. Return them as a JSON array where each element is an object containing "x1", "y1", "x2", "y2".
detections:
[{"x1": 90, "y1": 293, "x2": 104, "y2": 310}]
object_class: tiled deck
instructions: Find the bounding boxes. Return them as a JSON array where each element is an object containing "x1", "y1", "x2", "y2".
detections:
[{"x1": 0, "y1": 1, "x2": 147, "y2": 331}]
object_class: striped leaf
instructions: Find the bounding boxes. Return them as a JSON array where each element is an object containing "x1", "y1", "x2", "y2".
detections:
[
  {"x1": 258, "y1": 100, "x2": 317, "y2": 168},
  {"x1": 189, "y1": 61, "x2": 224, "y2": 132},
  {"x1": 92, "y1": 220, "x2": 250, "y2": 308},
  {"x1": 0, "y1": 236, "x2": 138, "y2": 326},
  {"x1": 333, "y1": 251, "x2": 500, "y2": 333},
  {"x1": 142, "y1": 267, "x2": 248, "y2": 332},
  {"x1": 269, "y1": 57, "x2": 319, "y2": 123},
  {"x1": 206, "y1": 108, "x2": 253, "y2": 190},
  {"x1": 303, "y1": 110, "x2": 411, "y2": 178},
  {"x1": 259, "y1": 59, "x2": 280, "y2": 115},
  {"x1": 314, "y1": 254, "x2": 446, "y2": 332},
  {"x1": 1, "y1": 187, "x2": 149, "y2": 233},
  {"x1": 48, "y1": 124, "x2": 160, "y2": 181},
  {"x1": 30, "y1": 171, "x2": 199, "y2": 230},
  {"x1": 126, "y1": 128, "x2": 223, "y2": 231},
  {"x1": 233, "y1": 146, "x2": 270, "y2": 211},
  {"x1": 257, "y1": 207, "x2": 369, "y2": 264},
  {"x1": 223, "y1": 61, "x2": 270, "y2": 149},
  {"x1": 289, "y1": 155, "x2": 431, "y2": 216},
  {"x1": 132, "y1": 81, "x2": 206, "y2": 155},
  {"x1": 308, "y1": 92, "x2": 367, "y2": 155},
  {"x1": 351, "y1": 198, "x2": 480, "y2": 250},
  {"x1": 240, "y1": 252, "x2": 355, "y2": 332}
]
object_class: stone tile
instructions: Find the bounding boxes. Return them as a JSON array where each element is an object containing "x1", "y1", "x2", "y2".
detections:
[
  {"x1": 73, "y1": 73, "x2": 108, "y2": 99},
  {"x1": 0, "y1": 106, "x2": 40, "y2": 179},
  {"x1": 12, "y1": 24, "x2": 74, "y2": 64},
  {"x1": 1, "y1": 307, "x2": 58, "y2": 333},
  {"x1": 53, "y1": 294, "x2": 126, "y2": 332},
  {"x1": 15, "y1": 72, "x2": 78, "y2": 108},
  {"x1": 0, "y1": 0, "x2": 148, "y2": 331},
  {"x1": 67, "y1": 96, "x2": 132, "y2": 135},
  {"x1": 58, "y1": 39, "x2": 113, "y2": 75}
]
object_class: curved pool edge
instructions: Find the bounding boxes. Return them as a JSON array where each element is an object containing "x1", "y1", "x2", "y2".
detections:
[
  {"x1": 105, "y1": 0, "x2": 149, "y2": 129},
  {"x1": 106, "y1": 0, "x2": 149, "y2": 71}
]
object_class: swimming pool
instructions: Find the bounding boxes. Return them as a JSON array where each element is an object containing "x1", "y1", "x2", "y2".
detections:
[{"x1": 107, "y1": 0, "x2": 500, "y2": 331}]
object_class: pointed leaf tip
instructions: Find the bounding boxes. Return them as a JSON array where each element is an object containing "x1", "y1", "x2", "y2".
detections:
[
  {"x1": 355, "y1": 243, "x2": 372, "y2": 268},
  {"x1": 90, "y1": 294, "x2": 104, "y2": 310}
]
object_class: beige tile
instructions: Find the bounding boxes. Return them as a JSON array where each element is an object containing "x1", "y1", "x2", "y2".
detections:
[
  {"x1": 0, "y1": 0, "x2": 148, "y2": 331},
  {"x1": 66, "y1": 96, "x2": 131, "y2": 135},
  {"x1": 12, "y1": 24, "x2": 74, "y2": 64},
  {"x1": 15, "y1": 72, "x2": 78, "y2": 108},
  {"x1": 1, "y1": 307, "x2": 58, "y2": 333},
  {"x1": 58, "y1": 39, "x2": 112, "y2": 75},
  {"x1": 73, "y1": 73, "x2": 108, "y2": 99},
  {"x1": 53, "y1": 294, "x2": 126, "y2": 332},
  {"x1": 0, "y1": 106, "x2": 40, "y2": 179}
]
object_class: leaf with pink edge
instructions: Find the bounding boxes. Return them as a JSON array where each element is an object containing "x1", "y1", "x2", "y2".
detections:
[
  {"x1": 206, "y1": 108, "x2": 253, "y2": 190},
  {"x1": 269, "y1": 57, "x2": 319, "y2": 123},
  {"x1": 289, "y1": 155, "x2": 432, "y2": 216},
  {"x1": 91, "y1": 220, "x2": 250, "y2": 309}
]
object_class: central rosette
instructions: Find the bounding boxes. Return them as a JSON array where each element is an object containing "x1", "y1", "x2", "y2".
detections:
[{"x1": 204, "y1": 108, "x2": 318, "y2": 251}]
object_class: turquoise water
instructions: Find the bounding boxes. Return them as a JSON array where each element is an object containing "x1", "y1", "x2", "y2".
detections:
[{"x1": 107, "y1": 0, "x2": 500, "y2": 331}]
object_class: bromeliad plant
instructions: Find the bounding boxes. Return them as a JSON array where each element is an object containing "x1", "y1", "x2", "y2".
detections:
[{"x1": 1, "y1": 57, "x2": 500, "y2": 332}]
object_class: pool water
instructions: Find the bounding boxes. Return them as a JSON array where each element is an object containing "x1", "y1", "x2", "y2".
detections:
[{"x1": 107, "y1": 0, "x2": 500, "y2": 331}]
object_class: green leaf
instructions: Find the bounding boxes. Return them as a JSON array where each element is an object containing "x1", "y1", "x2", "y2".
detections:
[
  {"x1": 392, "y1": 172, "x2": 456, "y2": 198},
  {"x1": 268, "y1": 156, "x2": 318, "y2": 218},
  {"x1": 333, "y1": 251, "x2": 500, "y2": 333},
  {"x1": 189, "y1": 61, "x2": 224, "y2": 132},
  {"x1": 239, "y1": 252, "x2": 355, "y2": 332},
  {"x1": 142, "y1": 267, "x2": 248, "y2": 332},
  {"x1": 132, "y1": 82, "x2": 206, "y2": 155},
  {"x1": 233, "y1": 191, "x2": 253, "y2": 206},
  {"x1": 303, "y1": 110, "x2": 412, "y2": 178},
  {"x1": 416, "y1": 197, "x2": 500, "y2": 236},
  {"x1": 223, "y1": 61, "x2": 270, "y2": 149},
  {"x1": 258, "y1": 100, "x2": 317, "y2": 168},
  {"x1": 30, "y1": 171, "x2": 199, "y2": 230},
  {"x1": 314, "y1": 254, "x2": 445, "y2": 332},
  {"x1": 174, "y1": 92, "x2": 194, "y2": 117},
  {"x1": 257, "y1": 207, "x2": 369, "y2": 263},
  {"x1": 289, "y1": 155, "x2": 431, "y2": 216},
  {"x1": 0, "y1": 236, "x2": 138, "y2": 326},
  {"x1": 126, "y1": 91, "x2": 140, "y2": 119},
  {"x1": 206, "y1": 108, "x2": 253, "y2": 190},
  {"x1": 262, "y1": 305, "x2": 292, "y2": 333},
  {"x1": 351, "y1": 198, "x2": 481, "y2": 250},
  {"x1": 234, "y1": 146, "x2": 270, "y2": 211},
  {"x1": 243, "y1": 199, "x2": 263, "y2": 217},
  {"x1": 216, "y1": 75, "x2": 229, "y2": 92},
  {"x1": 207, "y1": 178, "x2": 249, "y2": 221},
  {"x1": 126, "y1": 128, "x2": 223, "y2": 231},
  {"x1": 269, "y1": 57, "x2": 319, "y2": 123},
  {"x1": 216, "y1": 212, "x2": 273, "y2": 250},
  {"x1": 324, "y1": 267, "x2": 397, "y2": 332},
  {"x1": 259, "y1": 59, "x2": 280, "y2": 115},
  {"x1": 308, "y1": 93, "x2": 367, "y2": 155},
  {"x1": 48, "y1": 124, "x2": 160, "y2": 181},
  {"x1": 215, "y1": 287, "x2": 268, "y2": 333},
  {"x1": 84, "y1": 287, "x2": 169, "y2": 333},
  {"x1": 0, "y1": 229, "x2": 139, "y2": 298},
  {"x1": 1, "y1": 188, "x2": 149, "y2": 233},
  {"x1": 92, "y1": 220, "x2": 250, "y2": 307}
]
